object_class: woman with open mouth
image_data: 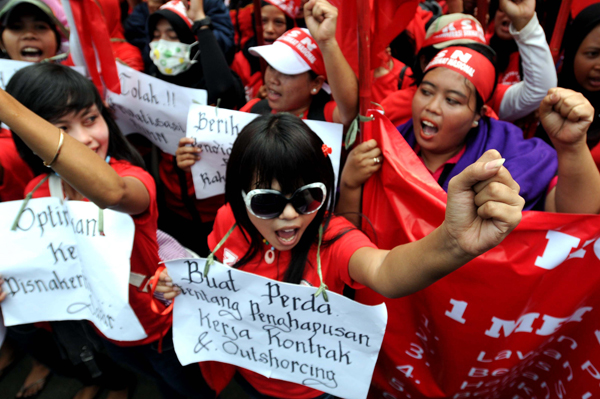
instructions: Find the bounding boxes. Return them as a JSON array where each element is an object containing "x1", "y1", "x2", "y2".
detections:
[
  {"x1": 338, "y1": 44, "x2": 600, "y2": 221},
  {"x1": 0, "y1": 0, "x2": 68, "y2": 63},
  {"x1": 237, "y1": 0, "x2": 358, "y2": 128}
]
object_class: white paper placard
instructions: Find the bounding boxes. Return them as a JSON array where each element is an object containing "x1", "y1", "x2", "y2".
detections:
[
  {"x1": 0, "y1": 198, "x2": 146, "y2": 341},
  {"x1": 0, "y1": 59, "x2": 86, "y2": 90},
  {"x1": 106, "y1": 63, "x2": 208, "y2": 155},
  {"x1": 168, "y1": 258, "x2": 387, "y2": 399},
  {"x1": 186, "y1": 105, "x2": 344, "y2": 200}
]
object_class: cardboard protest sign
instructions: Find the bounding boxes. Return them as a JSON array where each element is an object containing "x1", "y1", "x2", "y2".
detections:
[
  {"x1": 0, "y1": 59, "x2": 33, "y2": 89},
  {"x1": 357, "y1": 111, "x2": 600, "y2": 398},
  {"x1": 106, "y1": 64, "x2": 207, "y2": 155},
  {"x1": 0, "y1": 59, "x2": 86, "y2": 90},
  {"x1": 167, "y1": 258, "x2": 387, "y2": 399},
  {"x1": 0, "y1": 198, "x2": 146, "y2": 341},
  {"x1": 186, "y1": 105, "x2": 343, "y2": 199}
]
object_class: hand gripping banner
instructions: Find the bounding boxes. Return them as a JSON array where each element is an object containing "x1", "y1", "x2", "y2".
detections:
[{"x1": 357, "y1": 111, "x2": 600, "y2": 398}]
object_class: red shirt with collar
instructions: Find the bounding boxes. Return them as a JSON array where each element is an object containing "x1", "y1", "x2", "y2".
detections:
[{"x1": 200, "y1": 204, "x2": 376, "y2": 398}]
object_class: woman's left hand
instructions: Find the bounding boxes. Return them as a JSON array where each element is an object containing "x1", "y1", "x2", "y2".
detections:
[
  {"x1": 152, "y1": 269, "x2": 181, "y2": 300},
  {"x1": 187, "y1": 0, "x2": 206, "y2": 21},
  {"x1": 539, "y1": 87, "x2": 594, "y2": 150},
  {"x1": 444, "y1": 150, "x2": 524, "y2": 258},
  {"x1": 304, "y1": 0, "x2": 338, "y2": 45}
]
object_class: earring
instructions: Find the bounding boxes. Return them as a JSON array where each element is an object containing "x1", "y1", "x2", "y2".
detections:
[
  {"x1": 312, "y1": 88, "x2": 317, "y2": 93},
  {"x1": 473, "y1": 120, "x2": 479, "y2": 127}
]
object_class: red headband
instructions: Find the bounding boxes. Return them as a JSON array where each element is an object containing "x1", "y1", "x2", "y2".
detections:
[
  {"x1": 423, "y1": 18, "x2": 486, "y2": 48},
  {"x1": 159, "y1": 0, "x2": 193, "y2": 28},
  {"x1": 424, "y1": 46, "x2": 495, "y2": 102},
  {"x1": 277, "y1": 28, "x2": 327, "y2": 78}
]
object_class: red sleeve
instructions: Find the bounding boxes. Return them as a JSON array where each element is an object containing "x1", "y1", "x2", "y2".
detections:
[
  {"x1": 240, "y1": 98, "x2": 261, "y2": 113},
  {"x1": 110, "y1": 159, "x2": 157, "y2": 223},
  {"x1": 324, "y1": 100, "x2": 337, "y2": 123},
  {"x1": 324, "y1": 216, "x2": 377, "y2": 289},
  {"x1": 0, "y1": 130, "x2": 35, "y2": 201}
]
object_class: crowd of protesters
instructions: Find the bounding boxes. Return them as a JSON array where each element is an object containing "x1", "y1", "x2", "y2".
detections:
[{"x1": 0, "y1": 0, "x2": 599, "y2": 398}]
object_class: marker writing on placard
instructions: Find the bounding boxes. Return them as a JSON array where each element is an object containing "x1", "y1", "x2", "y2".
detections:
[
  {"x1": 183, "y1": 261, "x2": 240, "y2": 292},
  {"x1": 194, "y1": 112, "x2": 240, "y2": 136},
  {"x1": 4, "y1": 271, "x2": 87, "y2": 297},
  {"x1": 110, "y1": 104, "x2": 185, "y2": 132},
  {"x1": 14, "y1": 204, "x2": 71, "y2": 237},
  {"x1": 119, "y1": 73, "x2": 160, "y2": 105},
  {"x1": 199, "y1": 308, "x2": 251, "y2": 341},
  {"x1": 67, "y1": 294, "x2": 116, "y2": 329},
  {"x1": 219, "y1": 342, "x2": 338, "y2": 388},
  {"x1": 178, "y1": 284, "x2": 242, "y2": 320},
  {"x1": 48, "y1": 242, "x2": 77, "y2": 264},
  {"x1": 199, "y1": 171, "x2": 226, "y2": 188}
]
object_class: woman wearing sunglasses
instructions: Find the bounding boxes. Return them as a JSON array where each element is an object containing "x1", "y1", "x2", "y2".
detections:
[{"x1": 162, "y1": 112, "x2": 524, "y2": 398}]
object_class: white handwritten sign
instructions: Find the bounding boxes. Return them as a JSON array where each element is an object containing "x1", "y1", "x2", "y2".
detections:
[
  {"x1": 186, "y1": 105, "x2": 343, "y2": 199},
  {"x1": 106, "y1": 63, "x2": 208, "y2": 155},
  {"x1": 0, "y1": 198, "x2": 147, "y2": 341},
  {"x1": 168, "y1": 258, "x2": 387, "y2": 399}
]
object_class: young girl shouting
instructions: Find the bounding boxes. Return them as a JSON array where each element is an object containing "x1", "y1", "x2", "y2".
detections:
[{"x1": 162, "y1": 112, "x2": 524, "y2": 398}]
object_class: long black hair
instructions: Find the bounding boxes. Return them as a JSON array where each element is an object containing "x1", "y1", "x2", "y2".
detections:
[
  {"x1": 225, "y1": 113, "x2": 337, "y2": 284},
  {"x1": 9, "y1": 63, "x2": 144, "y2": 176}
]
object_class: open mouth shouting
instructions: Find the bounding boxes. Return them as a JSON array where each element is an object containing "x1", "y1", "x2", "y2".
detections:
[
  {"x1": 20, "y1": 46, "x2": 44, "y2": 62},
  {"x1": 275, "y1": 227, "x2": 299, "y2": 247},
  {"x1": 420, "y1": 119, "x2": 439, "y2": 140}
]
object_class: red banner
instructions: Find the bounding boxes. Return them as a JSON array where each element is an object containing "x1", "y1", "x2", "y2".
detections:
[
  {"x1": 330, "y1": 0, "x2": 419, "y2": 75},
  {"x1": 357, "y1": 111, "x2": 600, "y2": 398}
]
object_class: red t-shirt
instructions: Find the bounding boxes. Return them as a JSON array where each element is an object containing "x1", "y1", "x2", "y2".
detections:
[
  {"x1": 201, "y1": 204, "x2": 376, "y2": 398},
  {"x1": 159, "y1": 152, "x2": 224, "y2": 222},
  {"x1": 25, "y1": 158, "x2": 171, "y2": 346},
  {"x1": 230, "y1": 51, "x2": 263, "y2": 101},
  {"x1": 240, "y1": 98, "x2": 337, "y2": 123},
  {"x1": 0, "y1": 128, "x2": 34, "y2": 202}
]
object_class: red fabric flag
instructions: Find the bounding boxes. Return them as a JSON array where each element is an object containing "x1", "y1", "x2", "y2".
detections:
[
  {"x1": 331, "y1": 0, "x2": 419, "y2": 75},
  {"x1": 65, "y1": 0, "x2": 121, "y2": 95},
  {"x1": 357, "y1": 111, "x2": 600, "y2": 398}
]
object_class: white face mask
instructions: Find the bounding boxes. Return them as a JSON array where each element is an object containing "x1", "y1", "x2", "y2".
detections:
[{"x1": 149, "y1": 40, "x2": 199, "y2": 76}]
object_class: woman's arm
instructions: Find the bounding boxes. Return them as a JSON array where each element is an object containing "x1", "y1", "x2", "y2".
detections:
[
  {"x1": 541, "y1": 88, "x2": 600, "y2": 214},
  {"x1": 498, "y1": 0, "x2": 557, "y2": 121},
  {"x1": 0, "y1": 89, "x2": 149, "y2": 215},
  {"x1": 189, "y1": 0, "x2": 245, "y2": 109},
  {"x1": 304, "y1": 0, "x2": 358, "y2": 127},
  {"x1": 349, "y1": 150, "x2": 524, "y2": 298}
]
